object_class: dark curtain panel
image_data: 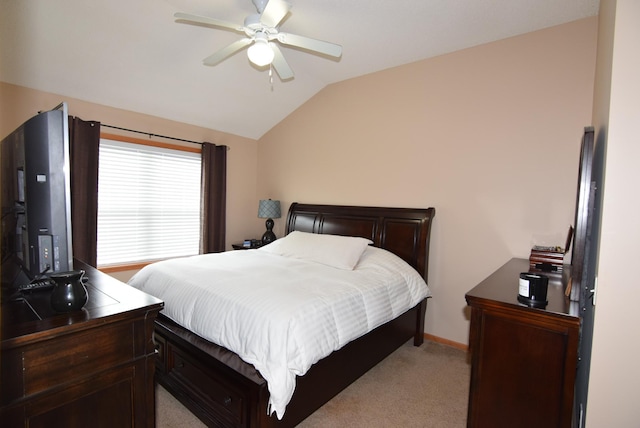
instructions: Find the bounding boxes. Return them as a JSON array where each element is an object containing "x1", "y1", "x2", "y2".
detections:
[
  {"x1": 200, "y1": 143, "x2": 227, "y2": 253},
  {"x1": 68, "y1": 117, "x2": 100, "y2": 267}
]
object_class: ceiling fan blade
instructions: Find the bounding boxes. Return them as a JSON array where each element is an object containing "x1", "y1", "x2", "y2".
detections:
[
  {"x1": 174, "y1": 12, "x2": 242, "y2": 33},
  {"x1": 270, "y1": 44, "x2": 294, "y2": 80},
  {"x1": 276, "y1": 32, "x2": 342, "y2": 58},
  {"x1": 203, "y1": 38, "x2": 253, "y2": 66},
  {"x1": 260, "y1": 0, "x2": 290, "y2": 28}
]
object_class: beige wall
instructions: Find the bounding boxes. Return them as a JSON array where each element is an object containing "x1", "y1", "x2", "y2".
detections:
[
  {"x1": 587, "y1": 0, "x2": 640, "y2": 425},
  {"x1": 0, "y1": 81, "x2": 262, "y2": 281},
  {"x1": 257, "y1": 18, "x2": 598, "y2": 345}
]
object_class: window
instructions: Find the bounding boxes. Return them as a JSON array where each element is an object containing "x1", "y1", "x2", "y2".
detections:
[{"x1": 97, "y1": 136, "x2": 201, "y2": 268}]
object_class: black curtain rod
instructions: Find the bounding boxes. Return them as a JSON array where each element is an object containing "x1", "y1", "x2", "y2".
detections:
[{"x1": 101, "y1": 123, "x2": 204, "y2": 146}]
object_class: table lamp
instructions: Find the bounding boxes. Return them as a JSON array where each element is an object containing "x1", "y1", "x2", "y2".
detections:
[{"x1": 258, "y1": 199, "x2": 281, "y2": 244}]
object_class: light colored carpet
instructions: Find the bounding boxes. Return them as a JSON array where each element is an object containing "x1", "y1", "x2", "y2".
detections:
[
  {"x1": 156, "y1": 383, "x2": 206, "y2": 428},
  {"x1": 156, "y1": 340, "x2": 470, "y2": 427}
]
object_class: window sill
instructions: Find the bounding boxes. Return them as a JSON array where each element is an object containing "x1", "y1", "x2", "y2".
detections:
[{"x1": 98, "y1": 261, "x2": 155, "y2": 274}]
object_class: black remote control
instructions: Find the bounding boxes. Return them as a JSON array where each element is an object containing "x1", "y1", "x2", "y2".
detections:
[{"x1": 18, "y1": 278, "x2": 55, "y2": 293}]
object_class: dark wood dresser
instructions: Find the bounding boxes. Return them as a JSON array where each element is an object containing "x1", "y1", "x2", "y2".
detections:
[
  {"x1": 465, "y1": 258, "x2": 580, "y2": 428},
  {"x1": 0, "y1": 260, "x2": 164, "y2": 428}
]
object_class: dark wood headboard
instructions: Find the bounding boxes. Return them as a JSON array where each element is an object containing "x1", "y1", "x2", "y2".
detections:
[{"x1": 285, "y1": 203, "x2": 436, "y2": 281}]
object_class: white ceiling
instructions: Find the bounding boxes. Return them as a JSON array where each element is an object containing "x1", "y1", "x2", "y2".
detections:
[{"x1": 0, "y1": 0, "x2": 599, "y2": 140}]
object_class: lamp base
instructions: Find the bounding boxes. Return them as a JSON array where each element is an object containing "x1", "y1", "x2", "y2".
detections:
[
  {"x1": 261, "y1": 230, "x2": 276, "y2": 244},
  {"x1": 261, "y1": 217, "x2": 276, "y2": 244}
]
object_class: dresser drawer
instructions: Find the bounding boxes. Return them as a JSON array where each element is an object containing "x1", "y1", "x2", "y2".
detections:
[
  {"x1": 168, "y1": 344, "x2": 247, "y2": 427},
  {"x1": 22, "y1": 322, "x2": 135, "y2": 396}
]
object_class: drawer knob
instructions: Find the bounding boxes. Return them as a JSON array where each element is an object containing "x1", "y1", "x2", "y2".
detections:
[
  {"x1": 224, "y1": 397, "x2": 232, "y2": 407},
  {"x1": 176, "y1": 361, "x2": 184, "y2": 368}
]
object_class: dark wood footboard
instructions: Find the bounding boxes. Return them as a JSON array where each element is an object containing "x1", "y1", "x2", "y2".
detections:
[{"x1": 154, "y1": 298, "x2": 427, "y2": 428}]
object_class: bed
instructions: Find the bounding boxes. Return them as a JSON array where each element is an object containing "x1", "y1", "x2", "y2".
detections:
[{"x1": 132, "y1": 203, "x2": 435, "y2": 427}]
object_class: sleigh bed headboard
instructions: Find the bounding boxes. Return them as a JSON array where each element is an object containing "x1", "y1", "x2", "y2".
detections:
[{"x1": 285, "y1": 203, "x2": 436, "y2": 281}]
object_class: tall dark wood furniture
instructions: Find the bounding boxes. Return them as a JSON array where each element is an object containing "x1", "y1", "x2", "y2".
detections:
[
  {"x1": 465, "y1": 258, "x2": 579, "y2": 428},
  {"x1": 0, "y1": 260, "x2": 164, "y2": 428}
]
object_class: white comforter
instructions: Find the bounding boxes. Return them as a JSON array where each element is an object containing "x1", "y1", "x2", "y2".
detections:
[{"x1": 128, "y1": 245, "x2": 430, "y2": 419}]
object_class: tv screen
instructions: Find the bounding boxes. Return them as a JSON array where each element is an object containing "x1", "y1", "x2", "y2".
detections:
[{"x1": 1, "y1": 102, "x2": 73, "y2": 288}]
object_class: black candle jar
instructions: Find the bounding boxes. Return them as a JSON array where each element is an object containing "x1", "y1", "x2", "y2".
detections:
[{"x1": 517, "y1": 272, "x2": 549, "y2": 308}]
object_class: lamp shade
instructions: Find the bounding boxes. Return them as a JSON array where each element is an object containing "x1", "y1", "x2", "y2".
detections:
[{"x1": 258, "y1": 199, "x2": 281, "y2": 219}]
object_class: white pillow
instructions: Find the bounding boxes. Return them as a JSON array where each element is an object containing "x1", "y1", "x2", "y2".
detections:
[{"x1": 260, "y1": 231, "x2": 373, "y2": 270}]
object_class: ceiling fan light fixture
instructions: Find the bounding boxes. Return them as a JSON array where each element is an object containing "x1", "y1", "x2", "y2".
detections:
[
  {"x1": 247, "y1": 37, "x2": 274, "y2": 66},
  {"x1": 176, "y1": 0, "x2": 342, "y2": 80}
]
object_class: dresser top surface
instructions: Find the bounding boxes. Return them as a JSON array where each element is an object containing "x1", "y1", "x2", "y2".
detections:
[
  {"x1": 1, "y1": 259, "x2": 163, "y2": 345},
  {"x1": 465, "y1": 258, "x2": 579, "y2": 321}
]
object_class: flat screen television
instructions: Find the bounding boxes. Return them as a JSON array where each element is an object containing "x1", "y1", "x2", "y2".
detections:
[{"x1": 1, "y1": 102, "x2": 73, "y2": 289}]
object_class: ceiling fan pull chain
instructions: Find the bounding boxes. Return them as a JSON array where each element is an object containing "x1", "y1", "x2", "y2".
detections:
[{"x1": 269, "y1": 64, "x2": 274, "y2": 91}]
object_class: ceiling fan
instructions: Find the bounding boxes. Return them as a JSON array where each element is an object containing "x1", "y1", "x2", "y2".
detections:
[{"x1": 174, "y1": 0, "x2": 343, "y2": 81}]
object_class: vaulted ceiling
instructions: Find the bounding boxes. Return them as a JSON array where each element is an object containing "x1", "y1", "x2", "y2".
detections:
[{"x1": 0, "y1": 0, "x2": 599, "y2": 139}]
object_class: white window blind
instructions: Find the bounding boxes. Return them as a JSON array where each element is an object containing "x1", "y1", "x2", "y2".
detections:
[{"x1": 97, "y1": 139, "x2": 201, "y2": 267}]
